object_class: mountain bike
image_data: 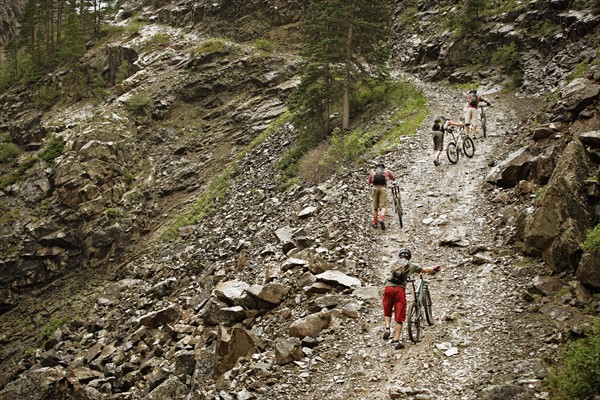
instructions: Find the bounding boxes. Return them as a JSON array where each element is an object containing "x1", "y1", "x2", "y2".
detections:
[
  {"x1": 446, "y1": 125, "x2": 475, "y2": 164},
  {"x1": 406, "y1": 272, "x2": 435, "y2": 343},
  {"x1": 479, "y1": 104, "x2": 490, "y2": 138},
  {"x1": 390, "y1": 182, "x2": 403, "y2": 228}
]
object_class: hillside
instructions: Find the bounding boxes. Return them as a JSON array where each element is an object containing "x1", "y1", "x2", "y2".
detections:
[{"x1": 1, "y1": 1, "x2": 600, "y2": 399}]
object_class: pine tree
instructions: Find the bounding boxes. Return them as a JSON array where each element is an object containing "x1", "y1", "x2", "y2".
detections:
[{"x1": 290, "y1": 0, "x2": 391, "y2": 138}]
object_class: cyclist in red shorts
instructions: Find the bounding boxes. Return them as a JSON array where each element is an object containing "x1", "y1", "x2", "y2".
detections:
[{"x1": 382, "y1": 248, "x2": 439, "y2": 349}]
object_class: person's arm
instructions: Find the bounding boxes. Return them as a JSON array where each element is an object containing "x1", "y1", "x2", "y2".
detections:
[
  {"x1": 447, "y1": 120, "x2": 464, "y2": 127},
  {"x1": 387, "y1": 169, "x2": 395, "y2": 181},
  {"x1": 419, "y1": 265, "x2": 441, "y2": 275},
  {"x1": 368, "y1": 171, "x2": 374, "y2": 185},
  {"x1": 481, "y1": 97, "x2": 491, "y2": 106}
]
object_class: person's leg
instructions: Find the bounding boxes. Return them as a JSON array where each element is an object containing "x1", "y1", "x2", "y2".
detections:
[
  {"x1": 393, "y1": 287, "x2": 407, "y2": 346},
  {"x1": 379, "y1": 187, "x2": 387, "y2": 220},
  {"x1": 372, "y1": 189, "x2": 379, "y2": 226},
  {"x1": 464, "y1": 109, "x2": 471, "y2": 137},
  {"x1": 382, "y1": 287, "x2": 394, "y2": 339}
]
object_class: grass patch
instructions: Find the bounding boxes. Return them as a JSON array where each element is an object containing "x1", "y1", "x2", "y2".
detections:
[
  {"x1": 40, "y1": 316, "x2": 68, "y2": 342},
  {"x1": 162, "y1": 112, "x2": 292, "y2": 240},
  {"x1": 145, "y1": 32, "x2": 171, "y2": 49},
  {"x1": 254, "y1": 39, "x2": 274, "y2": 52},
  {"x1": 39, "y1": 137, "x2": 64, "y2": 163},
  {"x1": 124, "y1": 92, "x2": 152, "y2": 115},
  {"x1": 0, "y1": 142, "x2": 22, "y2": 164},
  {"x1": 190, "y1": 38, "x2": 232, "y2": 57},
  {"x1": 546, "y1": 318, "x2": 600, "y2": 399},
  {"x1": 0, "y1": 157, "x2": 36, "y2": 190},
  {"x1": 581, "y1": 224, "x2": 600, "y2": 253}
]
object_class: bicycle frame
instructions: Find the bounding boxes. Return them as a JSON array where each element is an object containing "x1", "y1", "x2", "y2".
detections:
[{"x1": 390, "y1": 183, "x2": 403, "y2": 227}]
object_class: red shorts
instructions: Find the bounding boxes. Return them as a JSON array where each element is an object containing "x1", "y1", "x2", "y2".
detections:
[{"x1": 382, "y1": 286, "x2": 407, "y2": 323}]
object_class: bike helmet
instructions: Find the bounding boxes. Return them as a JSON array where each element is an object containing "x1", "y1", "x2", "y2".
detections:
[
  {"x1": 375, "y1": 161, "x2": 385, "y2": 169},
  {"x1": 398, "y1": 248, "x2": 412, "y2": 260},
  {"x1": 468, "y1": 89, "x2": 477, "y2": 95}
]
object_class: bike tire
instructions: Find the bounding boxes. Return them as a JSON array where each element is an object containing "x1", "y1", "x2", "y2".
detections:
[
  {"x1": 423, "y1": 286, "x2": 433, "y2": 326},
  {"x1": 407, "y1": 302, "x2": 421, "y2": 343},
  {"x1": 481, "y1": 114, "x2": 487, "y2": 138},
  {"x1": 463, "y1": 136, "x2": 475, "y2": 158},
  {"x1": 447, "y1": 142, "x2": 459, "y2": 164},
  {"x1": 394, "y1": 198, "x2": 403, "y2": 228}
]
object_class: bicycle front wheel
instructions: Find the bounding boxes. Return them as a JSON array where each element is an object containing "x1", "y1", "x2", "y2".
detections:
[
  {"x1": 481, "y1": 114, "x2": 487, "y2": 138},
  {"x1": 407, "y1": 302, "x2": 422, "y2": 343},
  {"x1": 394, "y1": 198, "x2": 403, "y2": 228},
  {"x1": 423, "y1": 286, "x2": 433, "y2": 326},
  {"x1": 463, "y1": 136, "x2": 475, "y2": 158},
  {"x1": 447, "y1": 142, "x2": 459, "y2": 164}
]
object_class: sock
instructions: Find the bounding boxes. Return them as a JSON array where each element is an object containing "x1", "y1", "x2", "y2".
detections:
[
  {"x1": 373, "y1": 217, "x2": 378, "y2": 224},
  {"x1": 380, "y1": 216, "x2": 384, "y2": 221}
]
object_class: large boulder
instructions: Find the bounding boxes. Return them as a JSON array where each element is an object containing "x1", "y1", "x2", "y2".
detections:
[
  {"x1": 486, "y1": 146, "x2": 538, "y2": 188},
  {"x1": 524, "y1": 140, "x2": 596, "y2": 272},
  {"x1": 577, "y1": 248, "x2": 600, "y2": 288}
]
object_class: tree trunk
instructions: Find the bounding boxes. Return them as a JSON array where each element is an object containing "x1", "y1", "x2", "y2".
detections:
[{"x1": 342, "y1": 23, "x2": 353, "y2": 131}]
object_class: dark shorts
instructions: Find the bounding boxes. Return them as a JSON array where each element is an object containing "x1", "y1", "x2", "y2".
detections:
[
  {"x1": 382, "y1": 285, "x2": 407, "y2": 323},
  {"x1": 433, "y1": 131, "x2": 444, "y2": 151}
]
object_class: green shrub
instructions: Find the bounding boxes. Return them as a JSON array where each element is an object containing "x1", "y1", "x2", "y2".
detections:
[
  {"x1": 34, "y1": 84, "x2": 60, "y2": 110},
  {"x1": 40, "y1": 316, "x2": 68, "y2": 341},
  {"x1": 126, "y1": 22, "x2": 145, "y2": 36},
  {"x1": 254, "y1": 39, "x2": 274, "y2": 52},
  {"x1": 581, "y1": 224, "x2": 600, "y2": 253},
  {"x1": 0, "y1": 142, "x2": 22, "y2": 163},
  {"x1": 546, "y1": 318, "x2": 600, "y2": 399},
  {"x1": 39, "y1": 137, "x2": 64, "y2": 162},
  {"x1": 190, "y1": 38, "x2": 230, "y2": 57},
  {"x1": 124, "y1": 93, "x2": 152, "y2": 115},
  {"x1": 567, "y1": 58, "x2": 592, "y2": 82},
  {"x1": 492, "y1": 43, "x2": 520, "y2": 73},
  {"x1": 322, "y1": 128, "x2": 371, "y2": 170},
  {"x1": 145, "y1": 32, "x2": 171, "y2": 49}
]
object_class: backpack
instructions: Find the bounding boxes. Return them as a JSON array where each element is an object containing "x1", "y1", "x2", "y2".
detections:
[
  {"x1": 434, "y1": 117, "x2": 447, "y2": 133},
  {"x1": 469, "y1": 93, "x2": 478, "y2": 107},
  {"x1": 390, "y1": 263, "x2": 409, "y2": 285},
  {"x1": 373, "y1": 166, "x2": 386, "y2": 185}
]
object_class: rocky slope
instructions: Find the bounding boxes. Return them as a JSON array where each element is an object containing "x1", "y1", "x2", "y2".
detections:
[{"x1": 0, "y1": 0, "x2": 599, "y2": 399}]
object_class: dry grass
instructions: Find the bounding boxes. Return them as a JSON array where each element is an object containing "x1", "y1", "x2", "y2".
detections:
[{"x1": 298, "y1": 143, "x2": 333, "y2": 185}]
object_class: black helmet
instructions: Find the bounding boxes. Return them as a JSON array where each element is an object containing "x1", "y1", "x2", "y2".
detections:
[
  {"x1": 435, "y1": 115, "x2": 445, "y2": 124},
  {"x1": 398, "y1": 248, "x2": 412, "y2": 260},
  {"x1": 376, "y1": 161, "x2": 385, "y2": 169},
  {"x1": 468, "y1": 89, "x2": 477, "y2": 94}
]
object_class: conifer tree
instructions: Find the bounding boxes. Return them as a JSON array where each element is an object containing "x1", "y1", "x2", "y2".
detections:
[{"x1": 290, "y1": 0, "x2": 391, "y2": 138}]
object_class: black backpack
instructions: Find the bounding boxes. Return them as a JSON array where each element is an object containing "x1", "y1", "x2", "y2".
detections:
[
  {"x1": 433, "y1": 117, "x2": 446, "y2": 133},
  {"x1": 390, "y1": 264, "x2": 409, "y2": 285},
  {"x1": 469, "y1": 93, "x2": 478, "y2": 107},
  {"x1": 373, "y1": 166, "x2": 386, "y2": 185}
]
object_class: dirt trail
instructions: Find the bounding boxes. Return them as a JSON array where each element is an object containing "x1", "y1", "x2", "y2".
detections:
[{"x1": 312, "y1": 82, "x2": 553, "y2": 400}]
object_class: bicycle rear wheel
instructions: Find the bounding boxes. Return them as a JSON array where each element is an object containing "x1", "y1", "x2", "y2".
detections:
[
  {"x1": 463, "y1": 136, "x2": 475, "y2": 158},
  {"x1": 423, "y1": 286, "x2": 433, "y2": 326},
  {"x1": 394, "y1": 198, "x2": 403, "y2": 228},
  {"x1": 447, "y1": 142, "x2": 459, "y2": 164},
  {"x1": 407, "y1": 302, "x2": 421, "y2": 343}
]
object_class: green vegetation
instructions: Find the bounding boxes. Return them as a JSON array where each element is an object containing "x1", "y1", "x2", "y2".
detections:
[
  {"x1": 40, "y1": 316, "x2": 68, "y2": 342},
  {"x1": 145, "y1": 32, "x2": 171, "y2": 49},
  {"x1": 39, "y1": 137, "x2": 65, "y2": 162},
  {"x1": 0, "y1": 142, "x2": 22, "y2": 164},
  {"x1": 126, "y1": 21, "x2": 145, "y2": 36},
  {"x1": 546, "y1": 318, "x2": 600, "y2": 399},
  {"x1": 0, "y1": 157, "x2": 36, "y2": 190},
  {"x1": 189, "y1": 38, "x2": 231, "y2": 57},
  {"x1": 162, "y1": 112, "x2": 292, "y2": 240},
  {"x1": 284, "y1": 80, "x2": 427, "y2": 184},
  {"x1": 492, "y1": 44, "x2": 520, "y2": 74},
  {"x1": 124, "y1": 92, "x2": 152, "y2": 115},
  {"x1": 581, "y1": 224, "x2": 600, "y2": 253},
  {"x1": 453, "y1": 0, "x2": 490, "y2": 38},
  {"x1": 534, "y1": 186, "x2": 546, "y2": 199},
  {"x1": 34, "y1": 83, "x2": 60, "y2": 110},
  {"x1": 567, "y1": 58, "x2": 593, "y2": 82},
  {"x1": 254, "y1": 39, "x2": 274, "y2": 52}
]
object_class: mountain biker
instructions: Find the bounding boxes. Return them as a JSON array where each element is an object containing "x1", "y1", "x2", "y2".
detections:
[
  {"x1": 464, "y1": 89, "x2": 491, "y2": 139},
  {"x1": 382, "y1": 248, "x2": 440, "y2": 349},
  {"x1": 432, "y1": 116, "x2": 464, "y2": 166},
  {"x1": 368, "y1": 162, "x2": 395, "y2": 230}
]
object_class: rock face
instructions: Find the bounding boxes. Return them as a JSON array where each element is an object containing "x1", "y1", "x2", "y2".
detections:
[
  {"x1": 524, "y1": 139, "x2": 596, "y2": 273},
  {"x1": 0, "y1": 0, "x2": 24, "y2": 46}
]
